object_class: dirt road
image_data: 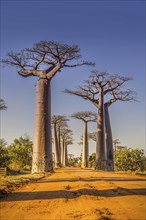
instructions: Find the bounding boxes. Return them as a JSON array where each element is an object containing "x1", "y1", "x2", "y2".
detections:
[{"x1": 0, "y1": 168, "x2": 146, "y2": 220}]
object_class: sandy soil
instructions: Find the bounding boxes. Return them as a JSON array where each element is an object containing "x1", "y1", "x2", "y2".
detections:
[{"x1": 0, "y1": 168, "x2": 146, "y2": 220}]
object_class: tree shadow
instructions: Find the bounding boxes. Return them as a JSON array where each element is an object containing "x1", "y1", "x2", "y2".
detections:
[
  {"x1": 36, "y1": 177, "x2": 146, "y2": 183},
  {"x1": 1, "y1": 187, "x2": 146, "y2": 202}
]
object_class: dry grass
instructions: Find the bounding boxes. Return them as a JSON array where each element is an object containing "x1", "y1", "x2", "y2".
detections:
[{"x1": 0, "y1": 173, "x2": 46, "y2": 196}]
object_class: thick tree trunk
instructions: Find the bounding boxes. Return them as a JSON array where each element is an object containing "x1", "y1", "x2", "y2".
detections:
[
  {"x1": 104, "y1": 104, "x2": 114, "y2": 171},
  {"x1": 95, "y1": 88, "x2": 107, "y2": 170},
  {"x1": 32, "y1": 79, "x2": 53, "y2": 173},
  {"x1": 61, "y1": 138, "x2": 64, "y2": 166},
  {"x1": 65, "y1": 144, "x2": 68, "y2": 166},
  {"x1": 82, "y1": 122, "x2": 88, "y2": 168},
  {"x1": 62, "y1": 140, "x2": 66, "y2": 167},
  {"x1": 54, "y1": 124, "x2": 61, "y2": 167},
  {"x1": 58, "y1": 127, "x2": 61, "y2": 165}
]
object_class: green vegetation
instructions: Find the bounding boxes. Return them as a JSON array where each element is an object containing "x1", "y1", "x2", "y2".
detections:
[
  {"x1": 114, "y1": 147, "x2": 146, "y2": 172},
  {"x1": 88, "y1": 153, "x2": 96, "y2": 168},
  {"x1": 88, "y1": 147, "x2": 146, "y2": 174},
  {"x1": 68, "y1": 154, "x2": 81, "y2": 167},
  {"x1": 1, "y1": 135, "x2": 145, "y2": 175},
  {"x1": 0, "y1": 135, "x2": 33, "y2": 171}
]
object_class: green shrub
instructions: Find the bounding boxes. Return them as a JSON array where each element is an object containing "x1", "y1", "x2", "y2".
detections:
[{"x1": 114, "y1": 148, "x2": 146, "y2": 172}]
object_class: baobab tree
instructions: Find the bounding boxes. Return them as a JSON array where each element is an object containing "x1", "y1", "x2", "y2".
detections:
[
  {"x1": 0, "y1": 99, "x2": 7, "y2": 111},
  {"x1": 57, "y1": 116, "x2": 69, "y2": 165},
  {"x1": 65, "y1": 71, "x2": 132, "y2": 170},
  {"x1": 51, "y1": 115, "x2": 69, "y2": 167},
  {"x1": 105, "y1": 88, "x2": 136, "y2": 170},
  {"x1": 2, "y1": 41, "x2": 93, "y2": 173},
  {"x1": 113, "y1": 139, "x2": 120, "y2": 152},
  {"x1": 71, "y1": 111, "x2": 96, "y2": 168},
  {"x1": 64, "y1": 138, "x2": 74, "y2": 167},
  {"x1": 60, "y1": 128, "x2": 73, "y2": 167}
]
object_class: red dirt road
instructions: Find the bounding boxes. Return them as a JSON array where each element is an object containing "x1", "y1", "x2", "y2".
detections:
[{"x1": 0, "y1": 168, "x2": 146, "y2": 220}]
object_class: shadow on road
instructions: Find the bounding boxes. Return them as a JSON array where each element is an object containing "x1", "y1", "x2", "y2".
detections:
[
  {"x1": 1, "y1": 187, "x2": 146, "y2": 202},
  {"x1": 36, "y1": 177, "x2": 146, "y2": 183}
]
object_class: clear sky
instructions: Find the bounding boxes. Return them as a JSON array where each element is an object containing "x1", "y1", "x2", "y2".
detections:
[{"x1": 0, "y1": 0, "x2": 145, "y2": 157}]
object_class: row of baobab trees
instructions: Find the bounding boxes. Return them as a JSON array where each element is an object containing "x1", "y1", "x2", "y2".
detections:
[
  {"x1": 2, "y1": 40, "x2": 136, "y2": 173},
  {"x1": 51, "y1": 111, "x2": 96, "y2": 169}
]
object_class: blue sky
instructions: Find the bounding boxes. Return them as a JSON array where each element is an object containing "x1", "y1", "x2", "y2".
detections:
[{"x1": 0, "y1": 0, "x2": 145, "y2": 156}]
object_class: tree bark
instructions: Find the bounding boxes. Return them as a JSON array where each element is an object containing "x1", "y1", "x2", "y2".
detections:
[
  {"x1": 82, "y1": 121, "x2": 88, "y2": 168},
  {"x1": 95, "y1": 88, "x2": 107, "y2": 170},
  {"x1": 54, "y1": 124, "x2": 61, "y2": 167},
  {"x1": 58, "y1": 127, "x2": 61, "y2": 165},
  {"x1": 61, "y1": 138, "x2": 65, "y2": 166},
  {"x1": 32, "y1": 79, "x2": 53, "y2": 173},
  {"x1": 62, "y1": 140, "x2": 66, "y2": 167},
  {"x1": 65, "y1": 144, "x2": 68, "y2": 166},
  {"x1": 104, "y1": 104, "x2": 114, "y2": 171}
]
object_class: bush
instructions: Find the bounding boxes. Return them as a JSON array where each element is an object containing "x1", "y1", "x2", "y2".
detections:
[
  {"x1": 7, "y1": 135, "x2": 33, "y2": 170},
  {"x1": 114, "y1": 148, "x2": 146, "y2": 172}
]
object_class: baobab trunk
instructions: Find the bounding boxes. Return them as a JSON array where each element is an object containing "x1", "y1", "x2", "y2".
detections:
[
  {"x1": 62, "y1": 140, "x2": 66, "y2": 167},
  {"x1": 54, "y1": 124, "x2": 61, "y2": 167},
  {"x1": 95, "y1": 88, "x2": 107, "y2": 170},
  {"x1": 65, "y1": 144, "x2": 68, "y2": 166},
  {"x1": 82, "y1": 122, "x2": 88, "y2": 168},
  {"x1": 58, "y1": 127, "x2": 61, "y2": 165},
  {"x1": 104, "y1": 104, "x2": 114, "y2": 171},
  {"x1": 61, "y1": 138, "x2": 65, "y2": 166},
  {"x1": 32, "y1": 79, "x2": 53, "y2": 173}
]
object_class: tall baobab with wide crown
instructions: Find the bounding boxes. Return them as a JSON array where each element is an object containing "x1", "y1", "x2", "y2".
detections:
[
  {"x1": 65, "y1": 71, "x2": 133, "y2": 170},
  {"x1": 71, "y1": 111, "x2": 96, "y2": 168},
  {"x1": 2, "y1": 41, "x2": 93, "y2": 173}
]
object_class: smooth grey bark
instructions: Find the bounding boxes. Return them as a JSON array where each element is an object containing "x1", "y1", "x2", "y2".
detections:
[
  {"x1": 54, "y1": 123, "x2": 61, "y2": 167},
  {"x1": 61, "y1": 138, "x2": 65, "y2": 166},
  {"x1": 32, "y1": 79, "x2": 53, "y2": 173},
  {"x1": 57, "y1": 127, "x2": 61, "y2": 165},
  {"x1": 82, "y1": 122, "x2": 88, "y2": 168},
  {"x1": 62, "y1": 140, "x2": 66, "y2": 167},
  {"x1": 65, "y1": 144, "x2": 68, "y2": 166},
  {"x1": 104, "y1": 103, "x2": 114, "y2": 171},
  {"x1": 95, "y1": 88, "x2": 107, "y2": 170}
]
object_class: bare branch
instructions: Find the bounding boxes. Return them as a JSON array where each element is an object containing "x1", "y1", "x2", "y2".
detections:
[
  {"x1": 0, "y1": 99, "x2": 7, "y2": 111},
  {"x1": 88, "y1": 132, "x2": 96, "y2": 142},
  {"x1": 1, "y1": 40, "x2": 94, "y2": 79},
  {"x1": 71, "y1": 111, "x2": 97, "y2": 122},
  {"x1": 105, "y1": 88, "x2": 137, "y2": 106}
]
